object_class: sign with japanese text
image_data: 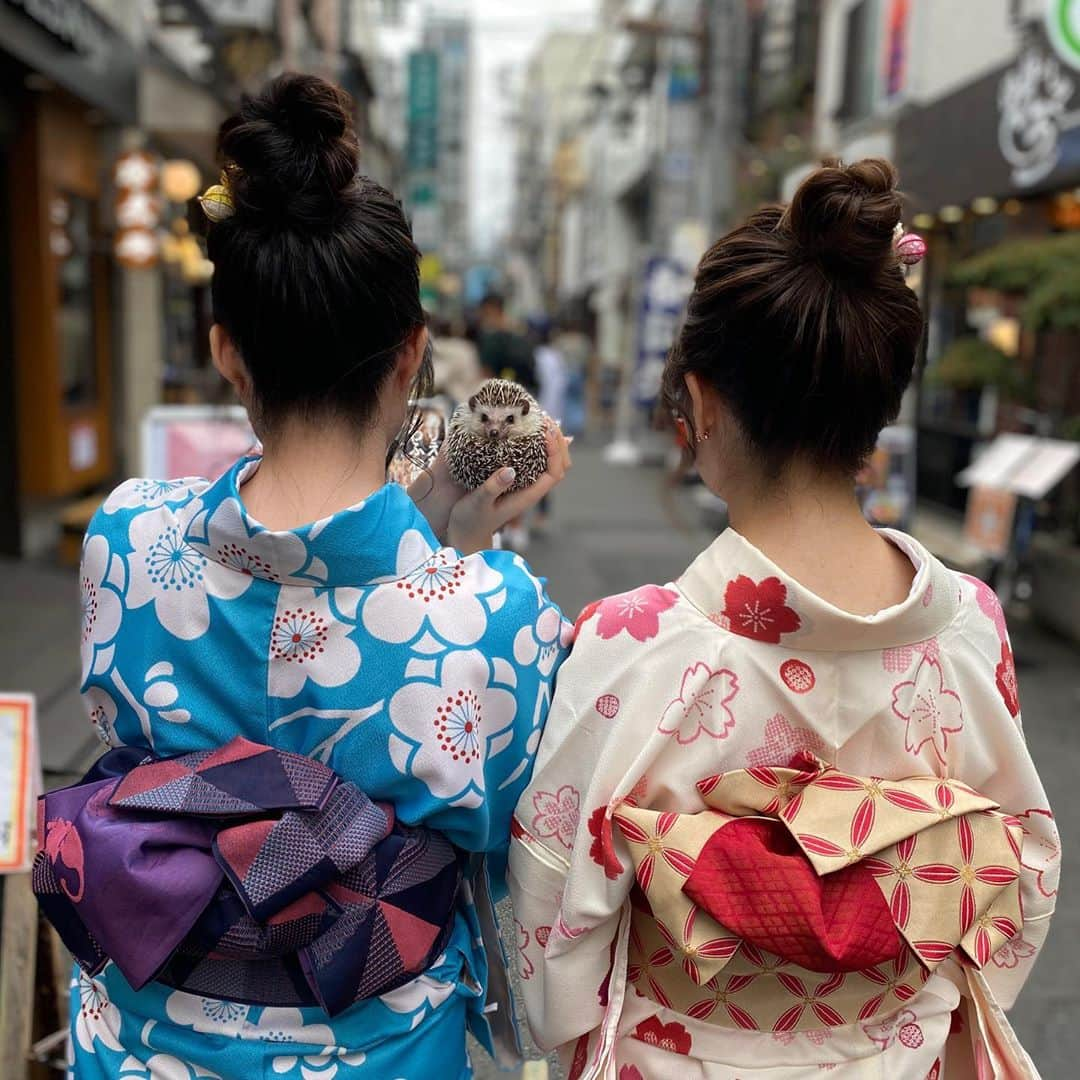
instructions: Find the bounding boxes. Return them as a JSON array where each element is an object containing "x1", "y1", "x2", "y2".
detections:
[{"x1": 634, "y1": 257, "x2": 693, "y2": 408}]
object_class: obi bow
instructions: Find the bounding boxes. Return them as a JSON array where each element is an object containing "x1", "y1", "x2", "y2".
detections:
[
  {"x1": 33, "y1": 738, "x2": 461, "y2": 1016},
  {"x1": 613, "y1": 753, "x2": 1023, "y2": 990}
]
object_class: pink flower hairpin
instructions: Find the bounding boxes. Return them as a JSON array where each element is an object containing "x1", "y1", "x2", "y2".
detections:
[{"x1": 893, "y1": 223, "x2": 927, "y2": 266}]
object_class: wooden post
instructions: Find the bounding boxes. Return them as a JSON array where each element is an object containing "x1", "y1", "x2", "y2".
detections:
[{"x1": 0, "y1": 873, "x2": 40, "y2": 1080}]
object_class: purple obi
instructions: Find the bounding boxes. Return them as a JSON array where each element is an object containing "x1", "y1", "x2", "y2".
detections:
[{"x1": 33, "y1": 737, "x2": 461, "y2": 1016}]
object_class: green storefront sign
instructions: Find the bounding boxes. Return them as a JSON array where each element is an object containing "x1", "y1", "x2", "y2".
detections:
[
  {"x1": 407, "y1": 50, "x2": 440, "y2": 173},
  {"x1": 1047, "y1": 0, "x2": 1080, "y2": 69}
]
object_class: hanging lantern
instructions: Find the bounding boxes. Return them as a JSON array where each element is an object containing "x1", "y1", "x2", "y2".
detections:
[
  {"x1": 113, "y1": 150, "x2": 158, "y2": 192},
  {"x1": 115, "y1": 228, "x2": 159, "y2": 269},
  {"x1": 160, "y1": 159, "x2": 202, "y2": 204}
]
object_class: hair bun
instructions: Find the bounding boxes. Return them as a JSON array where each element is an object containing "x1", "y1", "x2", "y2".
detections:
[
  {"x1": 786, "y1": 158, "x2": 902, "y2": 277},
  {"x1": 217, "y1": 73, "x2": 360, "y2": 225}
]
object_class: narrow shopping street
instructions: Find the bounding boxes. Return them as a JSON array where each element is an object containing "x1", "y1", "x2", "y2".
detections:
[{"x1": 4, "y1": 442, "x2": 1077, "y2": 1076}]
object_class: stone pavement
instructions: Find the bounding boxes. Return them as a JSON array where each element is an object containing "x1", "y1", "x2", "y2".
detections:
[{"x1": 1, "y1": 441, "x2": 1076, "y2": 1077}]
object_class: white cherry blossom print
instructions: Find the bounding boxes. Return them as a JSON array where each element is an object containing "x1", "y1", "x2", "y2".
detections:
[
  {"x1": 531, "y1": 785, "x2": 581, "y2": 849},
  {"x1": 80, "y1": 534, "x2": 124, "y2": 683},
  {"x1": 268, "y1": 589, "x2": 361, "y2": 700},
  {"x1": 165, "y1": 990, "x2": 250, "y2": 1036},
  {"x1": 657, "y1": 662, "x2": 739, "y2": 744},
  {"x1": 187, "y1": 496, "x2": 311, "y2": 584},
  {"x1": 362, "y1": 530, "x2": 503, "y2": 646},
  {"x1": 379, "y1": 968, "x2": 456, "y2": 1016},
  {"x1": 891, "y1": 655, "x2": 964, "y2": 765},
  {"x1": 513, "y1": 604, "x2": 572, "y2": 678},
  {"x1": 73, "y1": 971, "x2": 124, "y2": 1054},
  {"x1": 84, "y1": 684, "x2": 120, "y2": 745},
  {"x1": 103, "y1": 476, "x2": 207, "y2": 514},
  {"x1": 388, "y1": 648, "x2": 517, "y2": 801},
  {"x1": 125, "y1": 506, "x2": 250, "y2": 640}
]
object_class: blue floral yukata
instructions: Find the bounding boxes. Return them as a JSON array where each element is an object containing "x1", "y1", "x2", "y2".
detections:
[{"x1": 72, "y1": 456, "x2": 570, "y2": 1079}]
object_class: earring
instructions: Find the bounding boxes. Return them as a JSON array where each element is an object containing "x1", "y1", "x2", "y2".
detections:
[{"x1": 696, "y1": 430, "x2": 711, "y2": 444}]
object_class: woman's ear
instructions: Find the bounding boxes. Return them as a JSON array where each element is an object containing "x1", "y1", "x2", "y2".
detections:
[
  {"x1": 394, "y1": 325, "x2": 429, "y2": 392},
  {"x1": 210, "y1": 325, "x2": 252, "y2": 402},
  {"x1": 684, "y1": 372, "x2": 715, "y2": 441}
]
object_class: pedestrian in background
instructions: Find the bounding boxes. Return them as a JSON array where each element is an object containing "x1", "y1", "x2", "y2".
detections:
[
  {"x1": 63, "y1": 73, "x2": 572, "y2": 1080},
  {"x1": 531, "y1": 315, "x2": 568, "y2": 532},
  {"x1": 476, "y1": 291, "x2": 538, "y2": 393},
  {"x1": 510, "y1": 159, "x2": 1057, "y2": 1079},
  {"x1": 430, "y1": 314, "x2": 481, "y2": 407}
]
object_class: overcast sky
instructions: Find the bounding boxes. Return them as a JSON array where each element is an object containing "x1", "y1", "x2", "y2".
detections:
[{"x1": 382, "y1": 0, "x2": 599, "y2": 254}]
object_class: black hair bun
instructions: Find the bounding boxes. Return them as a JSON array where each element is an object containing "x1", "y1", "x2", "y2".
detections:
[
  {"x1": 786, "y1": 158, "x2": 902, "y2": 277},
  {"x1": 217, "y1": 73, "x2": 360, "y2": 225}
]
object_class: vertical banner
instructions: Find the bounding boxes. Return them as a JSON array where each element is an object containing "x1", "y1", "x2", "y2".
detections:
[
  {"x1": 884, "y1": 0, "x2": 911, "y2": 98},
  {"x1": 407, "y1": 50, "x2": 440, "y2": 254},
  {"x1": 634, "y1": 257, "x2": 693, "y2": 408}
]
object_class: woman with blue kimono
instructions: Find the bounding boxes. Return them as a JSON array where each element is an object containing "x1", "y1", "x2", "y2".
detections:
[{"x1": 71, "y1": 74, "x2": 571, "y2": 1079}]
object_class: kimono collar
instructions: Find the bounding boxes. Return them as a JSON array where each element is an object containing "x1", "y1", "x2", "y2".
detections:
[
  {"x1": 677, "y1": 527, "x2": 960, "y2": 652},
  {"x1": 185, "y1": 456, "x2": 443, "y2": 588}
]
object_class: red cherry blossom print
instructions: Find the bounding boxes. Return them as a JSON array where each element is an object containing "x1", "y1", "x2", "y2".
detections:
[
  {"x1": 899, "y1": 1022, "x2": 924, "y2": 1049},
  {"x1": 721, "y1": 576, "x2": 801, "y2": 643},
  {"x1": 882, "y1": 645, "x2": 914, "y2": 673},
  {"x1": 632, "y1": 1015, "x2": 693, "y2": 1055},
  {"x1": 780, "y1": 659, "x2": 815, "y2": 694},
  {"x1": 534, "y1": 925, "x2": 551, "y2": 948},
  {"x1": 567, "y1": 1034, "x2": 590, "y2": 1080},
  {"x1": 581, "y1": 586, "x2": 680, "y2": 643},
  {"x1": 531, "y1": 785, "x2": 580, "y2": 849},
  {"x1": 995, "y1": 641, "x2": 1020, "y2": 718},
  {"x1": 574, "y1": 599, "x2": 602, "y2": 639},
  {"x1": 619, "y1": 1068, "x2": 645, "y2": 1080},
  {"x1": 595, "y1": 693, "x2": 621, "y2": 719},
  {"x1": 587, "y1": 805, "x2": 624, "y2": 880},
  {"x1": 746, "y1": 714, "x2": 828, "y2": 769}
]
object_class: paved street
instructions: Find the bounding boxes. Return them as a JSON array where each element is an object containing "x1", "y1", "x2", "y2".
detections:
[{"x1": 2, "y1": 442, "x2": 1076, "y2": 1077}]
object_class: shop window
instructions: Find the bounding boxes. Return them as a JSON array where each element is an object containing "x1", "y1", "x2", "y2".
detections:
[
  {"x1": 54, "y1": 193, "x2": 97, "y2": 407},
  {"x1": 837, "y1": 0, "x2": 877, "y2": 122}
]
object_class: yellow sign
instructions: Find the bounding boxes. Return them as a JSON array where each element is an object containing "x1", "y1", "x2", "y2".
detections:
[{"x1": 419, "y1": 254, "x2": 442, "y2": 286}]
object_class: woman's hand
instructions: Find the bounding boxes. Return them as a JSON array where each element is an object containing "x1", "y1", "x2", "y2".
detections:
[
  {"x1": 407, "y1": 448, "x2": 465, "y2": 544},
  {"x1": 447, "y1": 422, "x2": 573, "y2": 555}
]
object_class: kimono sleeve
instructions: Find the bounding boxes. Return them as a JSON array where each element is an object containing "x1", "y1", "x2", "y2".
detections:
[
  {"x1": 507, "y1": 620, "x2": 643, "y2": 1054},
  {"x1": 949, "y1": 598, "x2": 1060, "y2": 1010},
  {"x1": 405, "y1": 550, "x2": 571, "y2": 890}
]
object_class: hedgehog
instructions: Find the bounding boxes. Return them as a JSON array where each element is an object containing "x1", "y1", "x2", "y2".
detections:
[{"x1": 445, "y1": 379, "x2": 548, "y2": 492}]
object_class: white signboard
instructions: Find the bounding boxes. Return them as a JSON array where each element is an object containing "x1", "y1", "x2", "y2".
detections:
[
  {"x1": 141, "y1": 405, "x2": 257, "y2": 481},
  {"x1": 956, "y1": 433, "x2": 1080, "y2": 499},
  {"x1": 0, "y1": 694, "x2": 37, "y2": 875}
]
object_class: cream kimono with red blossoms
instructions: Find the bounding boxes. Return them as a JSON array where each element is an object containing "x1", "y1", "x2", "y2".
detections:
[{"x1": 508, "y1": 529, "x2": 1059, "y2": 1079}]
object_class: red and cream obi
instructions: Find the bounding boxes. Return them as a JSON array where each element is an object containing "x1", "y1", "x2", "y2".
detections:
[{"x1": 614, "y1": 752, "x2": 1023, "y2": 1034}]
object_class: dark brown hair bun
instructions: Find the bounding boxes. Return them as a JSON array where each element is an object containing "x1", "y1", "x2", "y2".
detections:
[
  {"x1": 217, "y1": 72, "x2": 360, "y2": 225},
  {"x1": 786, "y1": 158, "x2": 902, "y2": 277},
  {"x1": 662, "y1": 157, "x2": 923, "y2": 476}
]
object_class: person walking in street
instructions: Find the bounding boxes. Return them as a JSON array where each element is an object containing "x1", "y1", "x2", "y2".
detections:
[
  {"x1": 476, "y1": 292, "x2": 538, "y2": 394},
  {"x1": 60, "y1": 73, "x2": 572, "y2": 1080},
  {"x1": 531, "y1": 316, "x2": 568, "y2": 533},
  {"x1": 431, "y1": 315, "x2": 482, "y2": 407},
  {"x1": 509, "y1": 160, "x2": 1058, "y2": 1079}
]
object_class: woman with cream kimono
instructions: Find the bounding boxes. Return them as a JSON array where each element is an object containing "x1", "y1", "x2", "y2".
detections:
[{"x1": 509, "y1": 160, "x2": 1058, "y2": 1078}]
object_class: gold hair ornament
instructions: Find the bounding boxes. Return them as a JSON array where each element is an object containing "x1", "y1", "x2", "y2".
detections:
[{"x1": 198, "y1": 175, "x2": 235, "y2": 223}]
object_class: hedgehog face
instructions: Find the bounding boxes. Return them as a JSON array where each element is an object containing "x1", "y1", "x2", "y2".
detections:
[{"x1": 466, "y1": 400, "x2": 532, "y2": 441}]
